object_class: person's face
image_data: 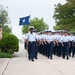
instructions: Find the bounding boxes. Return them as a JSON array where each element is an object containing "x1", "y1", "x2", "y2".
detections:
[
  {"x1": 49, "y1": 32, "x2": 52, "y2": 35},
  {"x1": 61, "y1": 33, "x2": 63, "y2": 36},
  {"x1": 64, "y1": 33, "x2": 67, "y2": 36},
  {"x1": 29, "y1": 28, "x2": 33, "y2": 33}
]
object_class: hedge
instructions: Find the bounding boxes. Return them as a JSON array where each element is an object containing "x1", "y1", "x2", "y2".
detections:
[{"x1": 0, "y1": 33, "x2": 19, "y2": 54}]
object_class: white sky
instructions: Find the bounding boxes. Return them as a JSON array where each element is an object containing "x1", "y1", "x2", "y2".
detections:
[{"x1": 0, "y1": 0, "x2": 66, "y2": 39}]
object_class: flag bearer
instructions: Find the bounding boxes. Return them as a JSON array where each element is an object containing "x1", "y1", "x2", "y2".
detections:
[{"x1": 26, "y1": 26, "x2": 37, "y2": 62}]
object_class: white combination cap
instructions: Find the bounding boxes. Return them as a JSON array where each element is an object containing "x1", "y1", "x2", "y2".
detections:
[{"x1": 29, "y1": 26, "x2": 34, "y2": 29}]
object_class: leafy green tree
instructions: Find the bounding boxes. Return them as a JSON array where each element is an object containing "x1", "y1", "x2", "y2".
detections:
[
  {"x1": 53, "y1": 0, "x2": 75, "y2": 32},
  {"x1": 22, "y1": 17, "x2": 49, "y2": 34},
  {"x1": 0, "y1": 5, "x2": 11, "y2": 33},
  {"x1": 2, "y1": 25, "x2": 11, "y2": 33}
]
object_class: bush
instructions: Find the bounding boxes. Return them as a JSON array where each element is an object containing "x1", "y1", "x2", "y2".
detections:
[
  {"x1": 0, "y1": 32, "x2": 19, "y2": 54},
  {"x1": 0, "y1": 52, "x2": 13, "y2": 58}
]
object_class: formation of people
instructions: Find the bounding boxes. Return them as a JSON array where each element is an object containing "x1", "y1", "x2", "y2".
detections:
[{"x1": 24, "y1": 26, "x2": 75, "y2": 62}]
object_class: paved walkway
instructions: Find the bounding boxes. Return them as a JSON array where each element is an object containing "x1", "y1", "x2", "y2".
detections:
[{"x1": 0, "y1": 43, "x2": 75, "y2": 75}]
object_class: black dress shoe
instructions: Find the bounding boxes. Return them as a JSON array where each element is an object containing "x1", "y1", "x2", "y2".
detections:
[
  {"x1": 35, "y1": 57, "x2": 38, "y2": 59},
  {"x1": 72, "y1": 55, "x2": 74, "y2": 57},
  {"x1": 67, "y1": 56, "x2": 69, "y2": 60},
  {"x1": 63, "y1": 57, "x2": 65, "y2": 59},
  {"x1": 50, "y1": 57, "x2": 52, "y2": 60},
  {"x1": 28, "y1": 58, "x2": 30, "y2": 60},
  {"x1": 48, "y1": 56, "x2": 49, "y2": 59},
  {"x1": 67, "y1": 58, "x2": 69, "y2": 60},
  {"x1": 31, "y1": 59, "x2": 34, "y2": 62}
]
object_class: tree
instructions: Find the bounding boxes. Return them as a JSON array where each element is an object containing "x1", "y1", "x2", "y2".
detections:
[
  {"x1": 22, "y1": 17, "x2": 49, "y2": 34},
  {"x1": 2, "y1": 25, "x2": 11, "y2": 33},
  {"x1": 0, "y1": 5, "x2": 11, "y2": 33},
  {"x1": 53, "y1": 0, "x2": 75, "y2": 32}
]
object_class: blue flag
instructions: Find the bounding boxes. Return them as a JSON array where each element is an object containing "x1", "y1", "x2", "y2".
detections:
[{"x1": 19, "y1": 16, "x2": 30, "y2": 25}]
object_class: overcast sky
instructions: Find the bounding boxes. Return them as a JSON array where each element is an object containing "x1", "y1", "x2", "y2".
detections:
[{"x1": 0, "y1": 0, "x2": 66, "y2": 39}]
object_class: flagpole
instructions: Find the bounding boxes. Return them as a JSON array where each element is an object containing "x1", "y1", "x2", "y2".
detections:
[
  {"x1": 26, "y1": 25, "x2": 30, "y2": 57},
  {"x1": 26, "y1": 15, "x2": 31, "y2": 58}
]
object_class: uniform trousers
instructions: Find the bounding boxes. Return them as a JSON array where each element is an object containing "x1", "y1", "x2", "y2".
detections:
[
  {"x1": 63, "y1": 42, "x2": 69, "y2": 59},
  {"x1": 28, "y1": 41, "x2": 36, "y2": 60},
  {"x1": 69, "y1": 41, "x2": 72, "y2": 56},
  {"x1": 49, "y1": 41, "x2": 54, "y2": 59},
  {"x1": 72, "y1": 42, "x2": 75, "y2": 57}
]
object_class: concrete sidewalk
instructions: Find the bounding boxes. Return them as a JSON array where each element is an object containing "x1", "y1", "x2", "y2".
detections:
[{"x1": 0, "y1": 43, "x2": 75, "y2": 75}]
